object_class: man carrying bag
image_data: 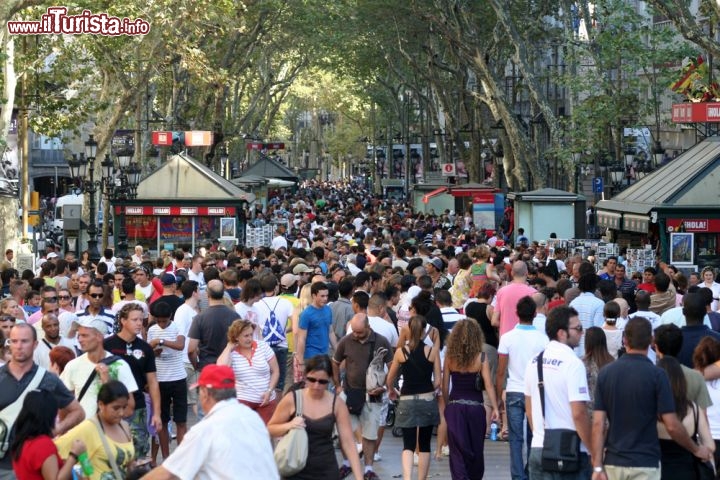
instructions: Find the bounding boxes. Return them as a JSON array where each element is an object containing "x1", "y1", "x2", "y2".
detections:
[{"x1": 523, "y1": 306, "x2": 593, "y2": 479}]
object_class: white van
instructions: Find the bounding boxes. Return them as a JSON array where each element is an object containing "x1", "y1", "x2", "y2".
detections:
[{"x1": 52, "y1": 193, "x2": 83, "y2": 230}]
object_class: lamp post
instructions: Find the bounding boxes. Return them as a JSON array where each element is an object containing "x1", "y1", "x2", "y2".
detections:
[
  {"x1": 624, "y1": 146, "x2": 635, "y2": 187},
  {"x1": 104, "y1": 152, "x2": 142, "y2": 259},
  {"x1": 67, "y1": 135, "x2": 100, "y2": 263}
]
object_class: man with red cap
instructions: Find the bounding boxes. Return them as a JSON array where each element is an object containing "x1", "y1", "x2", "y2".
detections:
[{"x1": 144, "y1": 364, "x2": 278, "y2": 479}]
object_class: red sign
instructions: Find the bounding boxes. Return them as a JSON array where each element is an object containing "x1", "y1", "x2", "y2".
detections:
[
  {"x1": 151, "y1": 131, "x2": 173, "y2": 146},
  {"x1": 666, "y1": 218, "x2": 720, "y2": 232},
  {"x1": 115, "y1": 206, "x2": 236, "y2": 216},
  {"x1": 671, "y1": 103, "x2": 720, "y2": 123},
  {"x1": 184, "y1": 131, "x2": 213, "y2": 147}
]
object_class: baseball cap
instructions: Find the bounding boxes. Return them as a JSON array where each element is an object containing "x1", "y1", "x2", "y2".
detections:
[
  {"x1": 47, "y1": 252, "x2": 58, "y2": 259},
  {"x1": 430, "y1": 258, "x2": 443, "y2": 270},
  {"x1": 280, "y1": 273, "x2": 298, "y2": 288},
  {"x1": 190, "y1": 365, "x2": 235, "y2": 390},
  {"x1": 160, "y1": 273, "x2": 176, "y2": 286},
  {"x1": 292, "y1": 264, "x2": 313, "y2": 275},
  {"x1": 73, "y1": 317, "x2": 109, "y2": 335}
]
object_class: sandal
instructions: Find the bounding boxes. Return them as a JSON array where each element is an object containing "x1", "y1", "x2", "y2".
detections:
[{"x1": 500, "y1": 430, "x2": 509, "y2": 441}]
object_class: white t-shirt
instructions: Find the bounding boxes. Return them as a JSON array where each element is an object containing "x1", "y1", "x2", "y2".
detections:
[
  {"x1": 174, "y1": 303, "x2": 198, "y2": 364},
  {"x1": 270, "y1": 235, "x2": 288, "y2": 251},
  {"x1": 33, "y1": 335, "x2": 76, "y2": 370},
  {"x1": 498, "y1": 324, "x2": 548, "y2": 393},
  {"x1": 147, "y1": 322, "x2": 187, "y2": 382},
  {"x1": 235, "y1": 302, "x2": 260, "y2": 330},
  {"x1": 369, "y1": 316, "x2": 399, "y2": 348},
  {"x1": 524, "y1": 340, "x2": 590, "y2": 451},
  {"x1": 61, "y1": 351, "x2": 139, "y2": 419},
  {"x1": 629, "y1": 310, "x2": 661, "y2": 330},
  {"x1": 253, "y1": 296, "x2": 294, "y2": 349}
]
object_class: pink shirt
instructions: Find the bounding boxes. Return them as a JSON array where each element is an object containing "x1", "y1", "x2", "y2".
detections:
[{"x1": 495, "y1": 281, "x2": 537, "y2": 337}]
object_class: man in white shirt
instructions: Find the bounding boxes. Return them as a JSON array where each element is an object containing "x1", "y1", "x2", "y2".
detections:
[
  {"x1": 174, "y1": 280, "x2": 200, "y2": 414},
  {"x1": 531, "y1": 292, "x2": 548, "y2": 333},
  {"x1": 270, "y1": 227, "x2": 288, "y2": 251},
  {"x1": 253, "y1": 275, "x2": 294, "y2": 392},
  {"x1": 33, "y1": 313, "x2": 76, "y2": 369},
  {"x1": 144, "y1": 365, "x2": 279, "y2": 480},
  {"x1": 524, "y1": 306, "x2": 593, "y2": 478},
  {"x1": 496, "y1": 296, "x2": 549, "y2": 480},
  {"x1": 366, "y1": 294, "x2": 398, "y2": 348},
  {"x1": 569, "y1": 273, "x2": 605, "y2": 357},
  {"x1": 61, "y1": 317, "x2": 138, "y2": 419},
  {"x1": 629, "y1": 290, "x2": 661, "y2": 330}
]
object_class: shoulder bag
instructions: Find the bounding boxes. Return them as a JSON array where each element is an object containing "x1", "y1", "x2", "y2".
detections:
[
  {"x1": 537, "y1": 350, "x2": 581, "y2": 473},
  {"x1": 0, "y1": 366, "x2": 45, "y2": 458},
  {"x1": 275, "y1": 389, "x2": 309, "y2": 476},
  {"x1": 78, "y1": 355, "x2": 123, "y2": 402},
  {"x1": 474, "y1": 352, "x2": 486, "y2": 392},
  {"x1": 692, "y1": 403, "x2": 716, "y2": 480}
]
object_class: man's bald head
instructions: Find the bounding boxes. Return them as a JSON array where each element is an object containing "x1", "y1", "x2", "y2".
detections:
[{"x1": 512, "y1": 260, "x2": 528, "y2": 278}]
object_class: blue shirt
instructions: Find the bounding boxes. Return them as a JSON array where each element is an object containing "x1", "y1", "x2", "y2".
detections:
[{"x1": 298, "y1": 304, "x2": 332, "y2": 359}]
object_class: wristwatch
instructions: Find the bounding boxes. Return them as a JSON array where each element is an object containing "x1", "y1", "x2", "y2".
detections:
[
  {"x1": 593, "y1": 466, "x2": 603, "y2": 473},
  {"x1": 159, "y1": 339, "x2": 165, "y2": 346}
]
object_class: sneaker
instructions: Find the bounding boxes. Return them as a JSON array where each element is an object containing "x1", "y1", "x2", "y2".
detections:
[
  {"x1": 373, "y1": 452, "x2": 382, "y2": 462},
  {"x1": 339, "y1": 465, "x2": 353, "y2": 479},
  {"x1": 364, "y1": 471, "x2": 380, "y2": 480},
  {"x1": 441, "y1": 445, "x2": 449, "y2": 457}
]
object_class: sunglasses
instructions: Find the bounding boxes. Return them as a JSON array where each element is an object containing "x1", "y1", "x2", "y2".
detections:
[
  {"x1": 305, "y1": 376, "x2": 330, "y2": 385},
  {"x1": 58, "y1": 295, "x2": 71, "y2": 300},
  {"x1": 89, "y1": 293, "x2": 104, "y2": 299},
  {"x1": 44, "y1": 296, "x2": 58, "y2": 302}
]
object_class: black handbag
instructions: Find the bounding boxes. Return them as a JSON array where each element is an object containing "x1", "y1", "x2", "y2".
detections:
[
  {"x1": 537, "y1": 350, "x2": 581, "y2": 473},
  {"x1": 692, "y1": 403, "x2": 716, "y2": 480}
]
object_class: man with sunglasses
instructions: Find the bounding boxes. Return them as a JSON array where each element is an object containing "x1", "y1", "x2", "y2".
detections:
[
  {"x1": 73, "y1": 282, "x2": 116, "y2": 338},
  {"x1": 524, "y1": 306, "x2": 593, "y2": 479}
]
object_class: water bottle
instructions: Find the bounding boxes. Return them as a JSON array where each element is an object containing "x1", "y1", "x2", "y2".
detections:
[
  {"x1": 490, "y1": 421, "x2": 498, "y2": 441},
  {"x1": 77, "y1": 452, "x2": 94, "y2": 476}
]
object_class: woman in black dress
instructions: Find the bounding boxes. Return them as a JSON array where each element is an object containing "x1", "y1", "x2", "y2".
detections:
[{"x1": 268, "y1": 355, "x2": 363, "y2": 480}]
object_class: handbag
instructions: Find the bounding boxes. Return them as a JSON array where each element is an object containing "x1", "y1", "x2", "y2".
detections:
[
  {"x1": 692, "y1": 403, "x2": 716, "y2": 480},
  {"x1": 274, "y1": 389, "x2": 309, "y2": 476},
  {"x1": 536, "y1": 350, "x2": 581, "y2": 473}
]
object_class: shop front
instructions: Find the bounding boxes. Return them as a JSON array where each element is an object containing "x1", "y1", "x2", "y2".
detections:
[
  {"x1": 112, "y1": 153, "x2": 254, "y2": 256},
  {"x1": 596, "y1": 136, "x2": 720, "y2": 268}
]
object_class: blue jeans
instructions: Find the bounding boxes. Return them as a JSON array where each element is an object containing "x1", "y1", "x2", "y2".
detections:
[
  {"x1": 271, "y1": 346, "x2": 288, "y2": 392},
  {"x1": 529, "y1": 448, "x2": 591, "y2": 480},
  {"x1": 507, "y1": 391, "x2": 532, "y2": 480}
]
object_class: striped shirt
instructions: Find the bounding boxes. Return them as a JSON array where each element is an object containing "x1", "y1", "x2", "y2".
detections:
[
  {"x1": 230, "y1": 341, "x2": 276, "y2": 404},
  {"x1": 147, "y1": 323, "x2": 187, "y2": 382}
]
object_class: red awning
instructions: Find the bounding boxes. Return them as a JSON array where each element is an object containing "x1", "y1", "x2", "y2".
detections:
[{"x1": 422, "y1": 187, "x2": 448, "y2": 204}]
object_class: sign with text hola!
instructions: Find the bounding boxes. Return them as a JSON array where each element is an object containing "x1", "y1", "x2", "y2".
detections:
[{"x1": 441, "y1": 162, "x2": 456, "y2": 176}]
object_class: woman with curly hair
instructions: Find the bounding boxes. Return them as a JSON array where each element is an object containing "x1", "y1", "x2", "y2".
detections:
[{"x1": 442, "y1": 318, "x2": 499, "y2": 480}]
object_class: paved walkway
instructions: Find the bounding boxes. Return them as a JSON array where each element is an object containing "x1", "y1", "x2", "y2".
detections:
[{"x1": 371, "y1": 434, "x2": 512, "y2": 479}]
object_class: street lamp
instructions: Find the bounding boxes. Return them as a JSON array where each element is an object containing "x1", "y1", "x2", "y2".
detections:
[
  {"x1": 624, "y1": 146, "x2": 635, "y2": 187},
  {"x1": 104, "y1": 152, "x2": 142, "y2": 259},
  {"x1": 67, "y1": 135, "x2": 101, "y2": 263}
]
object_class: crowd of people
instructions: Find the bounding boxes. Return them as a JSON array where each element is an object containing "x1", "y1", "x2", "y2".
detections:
[{"x1": 0, "y1": 179, "x2": 719, "y2": 479}]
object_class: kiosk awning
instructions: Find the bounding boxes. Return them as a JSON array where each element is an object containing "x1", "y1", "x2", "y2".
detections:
[
  {"x1": 624, "y1": 213, "x2": 650, "y2": 234},
  {"x1": 597, "y1": 210, "x2": 622, "y2": 230}
]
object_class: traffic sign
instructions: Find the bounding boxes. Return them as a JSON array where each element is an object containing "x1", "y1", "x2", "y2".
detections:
[
  {"x1": 592, "y1": 177, "x2": 603, "y2": 193},
  {"x1": 441, "y1": 163, "x2": 456, "y2": 176}
]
